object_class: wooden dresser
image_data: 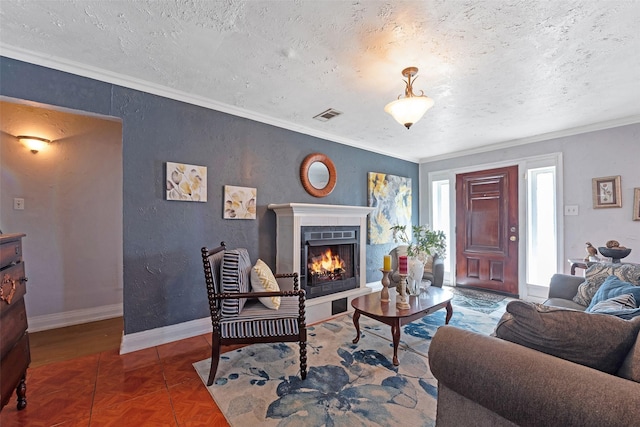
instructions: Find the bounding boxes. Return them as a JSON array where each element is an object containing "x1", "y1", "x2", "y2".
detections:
[{"x1": 0, "y1": 233, "x2": 29, "y2": 411}]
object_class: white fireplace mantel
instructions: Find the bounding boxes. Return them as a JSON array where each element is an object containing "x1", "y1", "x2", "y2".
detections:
[{"x1": 268, "y1": 203, "x2": 374, "y2": 323}]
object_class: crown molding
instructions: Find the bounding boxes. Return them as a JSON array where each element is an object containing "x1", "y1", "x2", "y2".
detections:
[
  {"x1": 419, "y1": 115, "x2": 640, "y2": 163},
  {"x1": 4, "y1": 45, "x2": 637, "y2": 166},
  {"x1": 0, "y1": 44, "x2": 420, "y2": 163}
]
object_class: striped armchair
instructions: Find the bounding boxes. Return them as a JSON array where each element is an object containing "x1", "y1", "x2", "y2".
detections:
[{"x1": 200, "y1": 242, "x2": 307, "y2": 385}]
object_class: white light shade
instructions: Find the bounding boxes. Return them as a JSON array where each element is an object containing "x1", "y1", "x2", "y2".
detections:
[
  {"x1": 384, "y1": 96, "x2": 434, "y2": 129},
  {"x1": 17, "y1": 136, "x2": 50, "y2": 153}
]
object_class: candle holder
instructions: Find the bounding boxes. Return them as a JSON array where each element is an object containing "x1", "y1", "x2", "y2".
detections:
[
  {"x1": 396, "y1": 273, "x2": 411, "y2": 310},
  {"x1": 380, "y1": 269, "x2": 392, "y2": 302}
]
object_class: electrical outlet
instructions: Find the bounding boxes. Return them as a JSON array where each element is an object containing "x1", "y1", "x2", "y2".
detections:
[
  {"x1": 564, "y1": 205, "x2": 579, "y2": 216},
  {"x1": 13, "y1": 198, "x2": 25, "y2": 210}
]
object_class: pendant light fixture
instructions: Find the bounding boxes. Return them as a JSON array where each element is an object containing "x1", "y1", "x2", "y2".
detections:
[{"x1": 384, "y1": 67, "x2": 434, "y2": 129}]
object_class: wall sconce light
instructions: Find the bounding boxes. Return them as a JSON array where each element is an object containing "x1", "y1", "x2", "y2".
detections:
[
  {"x1": 384, "y1": 67, "x2": 434, "y2": 129},
  {"x1": 17, "y1": 136, "x2": 51, "y2": 154}
]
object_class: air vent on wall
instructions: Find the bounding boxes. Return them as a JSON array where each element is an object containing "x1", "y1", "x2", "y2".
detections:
[{"x1": 313, "y1": 108, "x2": 343, "y2": 122}]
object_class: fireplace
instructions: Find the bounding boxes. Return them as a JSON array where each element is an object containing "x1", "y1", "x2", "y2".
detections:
[
  {"x1": 301, "y1": 226, "x2": 359, "y2": 298},
  {"x1": 268, "y1": 203, "x2": 374, "y2": 324}
]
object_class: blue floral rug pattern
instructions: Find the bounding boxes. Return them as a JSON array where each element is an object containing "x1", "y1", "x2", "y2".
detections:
[{"x1": 194, "y1": 298, "x2": 507, "y2": 427}]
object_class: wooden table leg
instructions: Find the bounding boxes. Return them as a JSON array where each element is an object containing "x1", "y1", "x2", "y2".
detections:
[
  {"x1": 445, "y1": 301, "x2": 453, "y2": 325},
  {"x1": 352, "y1": 310, "x2": 361, "y2": 344},
  {"x1": 16, "y1": 373, "x2": 27, "y2": 410},
  {"x1": 391, "y1": 320, "x2": 400, "y2": 366}
]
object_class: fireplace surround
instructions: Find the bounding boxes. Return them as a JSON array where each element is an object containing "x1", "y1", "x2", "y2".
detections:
[{"x1": 268, "y1": 203, "x2": 374, "y2": 323}]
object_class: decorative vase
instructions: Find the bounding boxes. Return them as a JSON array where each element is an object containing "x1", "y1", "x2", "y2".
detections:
[{"x1": 407, "y1": 257, "x2": 425, "y2": 296}]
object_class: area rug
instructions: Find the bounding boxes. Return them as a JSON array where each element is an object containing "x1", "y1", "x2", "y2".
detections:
[
  {"x1": 193, "y1": 298, "x2": 507, "y2": 427},
  {"x1": 445, "y1": 285, "x2": 510, "y2": 314}
]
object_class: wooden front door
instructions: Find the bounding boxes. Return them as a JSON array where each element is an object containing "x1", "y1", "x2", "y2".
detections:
[{"x1": 455, "y1": 166, "x2": 519, "y2": 296}]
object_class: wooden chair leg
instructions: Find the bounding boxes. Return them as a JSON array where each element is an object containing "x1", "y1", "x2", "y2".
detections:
[
  {"x1": 207, "y1": 332, "x2": 221, "y2": 386},
  {"x1": 299, "y1": 340, "x2": 307, "y2": 380}
]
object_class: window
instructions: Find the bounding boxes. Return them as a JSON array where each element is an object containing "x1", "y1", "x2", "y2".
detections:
[
  {"x1": 431, "y1": 180, "x2": 451, "y2": 270},
  {"x1": 527, "y1": 166, "x2": 557, "y2": 286}
]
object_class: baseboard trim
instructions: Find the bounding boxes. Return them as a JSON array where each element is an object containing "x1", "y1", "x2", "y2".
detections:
[
  {"x1": 28, "y1": 303, "x2": 123, "y2": 332},
  {"x1": 120, "y1": 317, "x2": 212, "y2": 354}
]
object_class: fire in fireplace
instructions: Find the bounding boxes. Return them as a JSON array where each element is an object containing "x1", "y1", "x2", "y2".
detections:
[
  {"x1": 308, "y1": 248, "x2": 346, "y2": 283},
  {"x1": 301, "y1": 226, "x2": 359, "y2": 299}
]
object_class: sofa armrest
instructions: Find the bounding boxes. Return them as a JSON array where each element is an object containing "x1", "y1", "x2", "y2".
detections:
[
  {"x1": 423, "y1": 256, "x2": 444, "y2": 287},
  {"x1": 429, "y1": 326, "x2": 640, "y2": 427},
  {"x1": 547, "y1": 273, "x2": 584, "y2": 300}
]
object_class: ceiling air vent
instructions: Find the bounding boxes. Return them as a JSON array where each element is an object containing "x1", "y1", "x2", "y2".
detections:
[{"x1": 313, "y1": 108, "x2": 343, "y2": 122}]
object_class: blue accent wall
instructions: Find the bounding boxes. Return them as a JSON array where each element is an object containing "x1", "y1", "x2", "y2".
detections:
[{"x1": 0, "y1": 57, "x2": 419, "y2": 334}]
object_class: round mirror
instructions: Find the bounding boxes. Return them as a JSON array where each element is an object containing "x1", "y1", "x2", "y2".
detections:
[
  {"x1": 300, "y1": 153, "x2": 337, "y2": 197},
  {"x1": 308, "y1": 162, "x2": 330, "y2": 189}
]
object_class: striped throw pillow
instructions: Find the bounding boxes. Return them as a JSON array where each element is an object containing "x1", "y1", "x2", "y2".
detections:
[{"x1": 220, "y1": 248, "x2": 252, "y2": 317}]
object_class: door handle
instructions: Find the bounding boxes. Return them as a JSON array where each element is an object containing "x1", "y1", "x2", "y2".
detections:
[{"x1": 510, "y1": 236, "x2": 517, "y2": 242}]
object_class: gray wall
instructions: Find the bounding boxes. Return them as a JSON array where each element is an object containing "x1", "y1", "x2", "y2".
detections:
[
  {"x1": 420, "y1": 123, "x2": 640, "y2": 271},
  {"x1": 0, "y1": 57, "x2": 419, "y2": 335},
  {"x1": 0, "y1": 102, "x2": 123, "y2": 320}
]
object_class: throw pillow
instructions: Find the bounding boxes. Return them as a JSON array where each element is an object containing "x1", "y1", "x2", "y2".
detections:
[
  {"x1": 250, "y1": 259, "x2": 281, "y2": 310},
  {"x1": 494, "y1": 300, "x2": 640, "y2": 374},
  {"x1": 586, "y1": 276, "x2": 640, "y2": 311},
  {"x1": 588, "y1": 293, "x2": 637, "y2": 312},
  {"x1": 220, "y1": 249, "x2": 252, "y2": 316},
  {"x1": 573, "y1": 263, "x2": 640, "y2": 306},
  {"x1": 423, "y1": 255, "x2": 434, "y2": 274}
]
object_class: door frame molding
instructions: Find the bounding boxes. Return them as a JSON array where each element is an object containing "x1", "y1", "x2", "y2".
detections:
[{"x1": 424, "y1": 152, "x2": 564, "y2": 301}]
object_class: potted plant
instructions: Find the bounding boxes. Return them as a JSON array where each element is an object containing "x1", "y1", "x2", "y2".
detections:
[
  {"x1": 391, "y1": 224, "x2": 447, "y2": 261},
  {"x1": 391, "y1": 224, "x2": 447, "y2": 294}
]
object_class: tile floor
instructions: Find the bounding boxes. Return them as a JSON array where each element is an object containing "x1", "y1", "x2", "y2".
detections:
[{"x1": 0, "y1": 333, "x2": 229, "y2": 426}]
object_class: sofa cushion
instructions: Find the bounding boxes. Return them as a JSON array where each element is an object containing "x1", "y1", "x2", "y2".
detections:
[
  {"x1": 220, "y1": 248, "x2": 252, "y2": 317},
  {"x1": 618, "y1": 333, "x2": 640, "y2": 382},
  {"x1": 423, "y1": 255, "x2": 434, "y2": 274},
  {"x1": 573, "y1": 263, "x2": 640, "y2": 306},
  {"x1": 495, "y1": 300, "x2": 640, "y2": 374}
]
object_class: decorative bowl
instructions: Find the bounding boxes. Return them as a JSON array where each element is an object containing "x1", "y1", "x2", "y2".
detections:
[{"x1": 598, "y1": 247, "x2": 632, "y2": 263}]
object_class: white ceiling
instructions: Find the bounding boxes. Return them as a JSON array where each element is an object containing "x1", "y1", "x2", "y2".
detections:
[{"x1": 1, "y1": 1, "x2": 639, "y2": 163}]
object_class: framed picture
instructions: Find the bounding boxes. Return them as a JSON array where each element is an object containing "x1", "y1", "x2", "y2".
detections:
[
  {"x1": 592, "y1": 175, "x2": 621, "y2": 208},
  {"x1": 223, "y1": 185, "x2": 256, "y2": 219},
  {"x1": 633, "y1": 188, "x2": 640, "y2": 221},
  {"x1": 166, "y1": 162, "x2": 207, "y2": 202},
  {"x1": 367, "y1": 172, "x2": 411, "y2": 244}
]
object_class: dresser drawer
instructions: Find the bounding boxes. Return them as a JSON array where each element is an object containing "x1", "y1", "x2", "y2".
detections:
[
  {"x1": 0, "y1": 299, "x2": 28, "y2": 359},
  {"x1": 0, "y1": 262, "x2": 26, "y2": 314},
  {"x1": 0, "y1": 332, "x2": 30, "y2": 409},
  {"x1": 0, "y1": 238, "x2": 22, "y2": 268}
]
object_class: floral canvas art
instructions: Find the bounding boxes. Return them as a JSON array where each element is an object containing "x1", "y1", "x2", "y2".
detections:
[
  {"x1": 224, "y1": 185, "x2": 257, "y2": 219},
  {"x1": 166, "y1": 162, "x2": 207, "y2": 202},
  {"x1": 368, "y1": 172, "x2": 412, "y2": 244}
]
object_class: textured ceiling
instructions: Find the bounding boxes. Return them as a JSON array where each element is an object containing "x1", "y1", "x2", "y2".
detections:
[{"x1": 1, "y1": 1, "x2": 639, "y2": 162}]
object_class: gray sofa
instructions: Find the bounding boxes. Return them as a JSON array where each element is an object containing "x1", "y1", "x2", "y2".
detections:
[{"x1": 428, "y1": 272, "x2": 640, "y2": 426}]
